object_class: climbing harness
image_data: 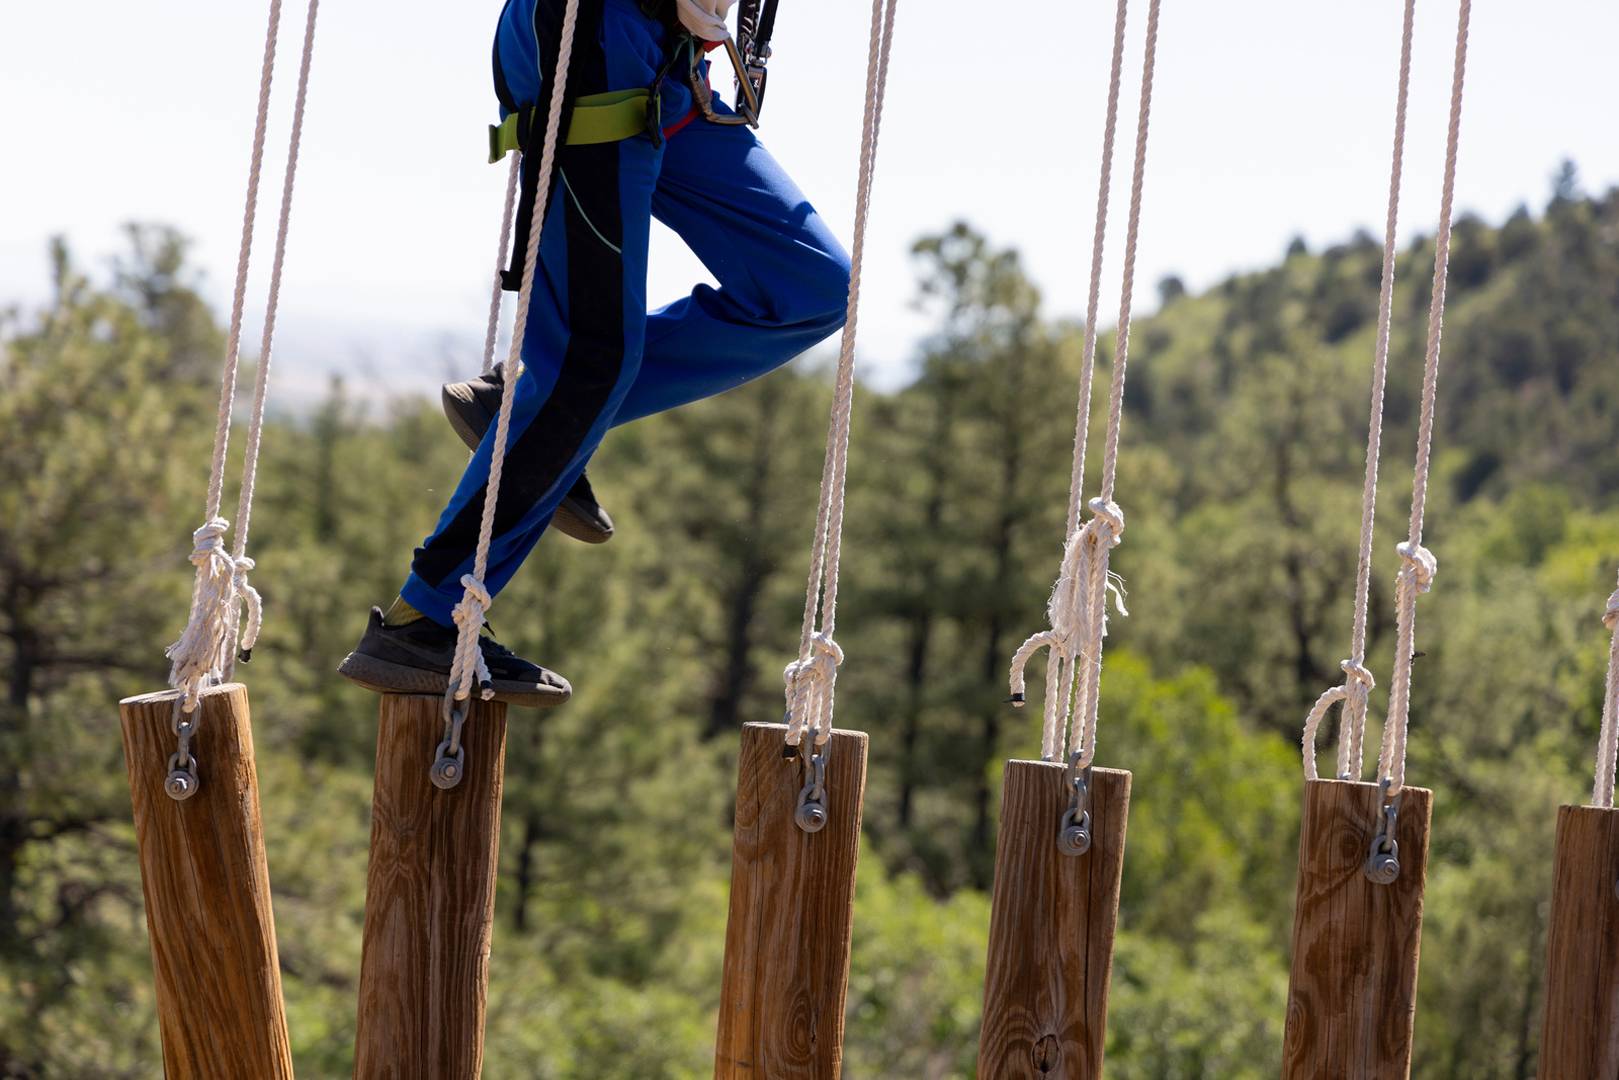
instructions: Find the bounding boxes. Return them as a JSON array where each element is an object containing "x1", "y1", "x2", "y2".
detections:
[
  {"x1": 780, "y1": 0, "x2": 898, "y2": 832},
  {"x1": 488, "y1": 88, "x2": 659, "y2": 161},
  {"x1": 1007, "y1": 0, "x2": 1161, "y2": 854},
  {"x1": 163, "y1": 0, "x2": 321, "y2": 800}
]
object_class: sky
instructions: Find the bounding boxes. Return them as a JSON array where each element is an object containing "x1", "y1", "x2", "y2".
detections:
[{"x1": 3, "y1": 0, "x2": 1618, "y2": 406}]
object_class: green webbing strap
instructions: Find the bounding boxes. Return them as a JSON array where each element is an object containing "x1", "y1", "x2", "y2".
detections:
[{"x1": 487, "y1": 88, "x2": 652, "y2": 163}]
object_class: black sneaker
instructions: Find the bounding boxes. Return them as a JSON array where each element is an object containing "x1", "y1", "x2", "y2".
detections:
[
  {"x1": 336, "y1": 607, "x2": 571, "y2": 708},
  {"x1": 442, "y1": 365, "x2": 616, "y2": 544}
]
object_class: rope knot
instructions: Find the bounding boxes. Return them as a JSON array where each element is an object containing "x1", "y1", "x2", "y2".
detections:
[
  {"x1": 783, "y1": 632, "x2": 843, "y2": 748},
  {"x1": 1086, "y1": 497, "x2": 1126, "y2": 545},
  {"x1": 449, "y1": 575, "x2": 495, "y2": 701},
  {"x1": 1341, "y1": 658, "x2": 1376, "y2": 689},
  {"x1": 457, "y1": 574, "x2": 494, "y2": 612},
  {"x1": 189, "y1": 517, "x2": 232, "y2": 568},
  {"x1": 1396, "y1": 540, "x2": 1437, "y2": 594}
]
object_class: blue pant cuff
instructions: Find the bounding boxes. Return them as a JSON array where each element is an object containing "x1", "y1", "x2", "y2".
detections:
[{"x1": 400, "y1": 574, "x2": 456, "y2": 629}]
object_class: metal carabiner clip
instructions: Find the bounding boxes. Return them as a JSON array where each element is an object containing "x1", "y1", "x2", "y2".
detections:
[{"x1": 688, "y1": 36, "x2": 762, "y2": 128}]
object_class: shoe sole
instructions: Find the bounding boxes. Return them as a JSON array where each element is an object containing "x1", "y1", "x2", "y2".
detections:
[
  {"x1": 336, "y1": 651, "x2": 571, "y2": 709},
  {"x1": 442, "y1": 387, "x2": 613, "y2": 545}
]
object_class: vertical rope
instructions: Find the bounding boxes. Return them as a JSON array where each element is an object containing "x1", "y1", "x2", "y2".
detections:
[
  {"x1": 482, "y1": 156, "x2": 523, "y2": 377},
  {"x1": 1071, "y1": 0, "x2": 1160, "y2": 769},
  {"x1": 446, "y1": 0, "x2": 582, "y2": 704},
  {"x1": 1027, "y1": 0, "x2": 1130, "y2": 765},
  {"x1": 227, "y1": 0, "x2": 323, "y2": 675},
  {"x1": 1378, "y1": 0, "x2": 1471, "y2": 800},
  {"x1": 780, "y1": 0, "x2": 899, "y2": 753},
  {"x1": 1065, "y1": 0, "x2": 1131, "y2": 543},
  {"x1": 1590, "y1": 575, "x2": 1619, "y2": 807},
  {"x1": 782, "y1": 0, "x2": 898, "y2": 752},
  {"x1": 166, "y1": 0, "x2": 284, "y2": 713},
  {"x1": 1301, "y1": 0, "x2": 1415, "y2": 782},
  {"x1": 1008, "y1": 0, "x2": 1162, "y2": 769}
]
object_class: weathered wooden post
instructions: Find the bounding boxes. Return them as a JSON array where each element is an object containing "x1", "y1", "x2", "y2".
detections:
[
  {"x1": 1537, "y1": 804, "x2": 1619, "y2": 1077},
  {"x1": 977, "y1": 761, "x2": 1131, "y2": 1079},
  {"x1": 120, "y1": 683, "x2": 295, "y2": 1079},
  {"x1": 714, "y1": 722, "x2": 867, "y2": 1079},
  {"x1": 354, "y1": 694, "x2": 508, "y2": 1080},
  {"x1": 1281, "y1": 778, "x2": 1433, "y2": 1078}
]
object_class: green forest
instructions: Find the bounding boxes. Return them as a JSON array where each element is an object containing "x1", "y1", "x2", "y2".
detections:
[{"x1": 3, "y1": 166, "x2": 1618, "y2": 1077}]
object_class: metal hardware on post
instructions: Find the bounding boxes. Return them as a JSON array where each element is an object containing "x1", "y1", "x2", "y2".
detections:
[
  {"x1": 165, "y1": 700, "x2": 201, "y2": 802},
  {"x1": 794, "y1": 746, "x2": 829, "y2": 833},
  {"x1": 1058, "y1": 761, "x2": 1094, "y2": 857},
  {"x1": 431, "y1": 695, "x2": 469, "y2": 791},
  {"x1": 1364, "y1": 781, "x2": 1402, "y2": 884}
]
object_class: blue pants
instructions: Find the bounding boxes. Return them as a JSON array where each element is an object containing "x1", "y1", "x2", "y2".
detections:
[{"x1": 402, "y1": 0, "x2": 851, "y2": 626}]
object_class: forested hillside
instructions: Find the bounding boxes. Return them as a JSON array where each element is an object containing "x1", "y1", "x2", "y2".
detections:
[{"x1": 3, "y1": 172, "x2": 1617, "y2": 1077}]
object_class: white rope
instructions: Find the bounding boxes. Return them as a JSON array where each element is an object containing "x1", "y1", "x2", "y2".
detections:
[
  {"x1": 1301, "y1": 0, "x2": 1414, "y2": 782},
  {"x1": 482, "y1": 156, "x2": 523, "y2": 377},
  {"x1": 447, "y1": 0, "x2": 582, "y2": 704},
  {"x1": 227, "y1": 0, "x2": 321, "y2": 675},
  {"x1": 1009, "y1": 0, "x2": 1161, "y2": 768},
  {"x1": 1016, "y1": 0, "x2": 1130, "y2": 764},
  {"x1": 1064, "y1": 0, "x2": 1130, "y2": 543},
  {"x1": 1377, "y1": 0, "x2": 1471, "y2": 800},
  {"x1": 1590, "y1": 575, "x2": 1619, "y2": 808},
  {"x1": 165, "y1": 0, "x2": 284, "y2": 712},
  {"x1": 782, "y1": 0, "x2": 899, "y2": 752}
]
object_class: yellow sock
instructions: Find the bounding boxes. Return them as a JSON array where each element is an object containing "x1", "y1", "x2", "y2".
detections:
[{"x1": 383, "y1": 596, "x2": 426, "y2": 626}]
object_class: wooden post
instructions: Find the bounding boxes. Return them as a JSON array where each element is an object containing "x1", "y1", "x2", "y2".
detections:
[
  {"x1": 714, "y1": 722, "x2": 868, "y2": 1080},
  {"x1": 1282, "y1": 778, "x2": 1433, "y2": 1078},
  {"x1": 119, "y1": 683, "x2": 295, "y2": 1080},
  {"x1": 354, "y1": 694, "x2": 508, "y2": 1080},
  {"x1": 1537, "y1": 804, "x2": 1619, "y2": 1077},
  {"x1": 977, "y1": 761, "x2": 1132, "y2": 1079}
]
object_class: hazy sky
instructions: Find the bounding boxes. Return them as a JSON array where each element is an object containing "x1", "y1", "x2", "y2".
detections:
[{"x1": 4, "y1": 1, "x2": 1617, "y2": 404}]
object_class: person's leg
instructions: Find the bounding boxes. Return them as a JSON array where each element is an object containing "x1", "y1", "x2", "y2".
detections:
[
  {"x1": 402, "y1": 131, "x2": 660, "y2": 627},
  {"x1": 397, "y1": 0, "x2": 689, "y2": 628},
  {"x1": 612, "y1": 111, "x2": 852, "y2": 426}
]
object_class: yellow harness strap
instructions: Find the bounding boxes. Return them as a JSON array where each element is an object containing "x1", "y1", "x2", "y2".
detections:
[{"x1": 487, "y1": 89, "x2": 652, "y2": 164}]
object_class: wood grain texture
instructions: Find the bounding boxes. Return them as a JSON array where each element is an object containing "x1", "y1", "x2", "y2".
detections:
[
  {"x1": 714, "y1": 723, "x2": 868, "y2": 1080},
  {"x1": 119, "y1": 683, "x2": 294, "y2": 1080},
  {"x1": 1282, "y1": 778, "x2": 1433, "y2": 1079},
  {"x1": 977, "y1": 761, "x2": 1131, "y2": 1079},
  {"x1": 1537, "y1": 804, "x2": 1619, "y2": 1079},
  {"x1": 354, "y1": 694, "x2": 508, "y2": 1080}
]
